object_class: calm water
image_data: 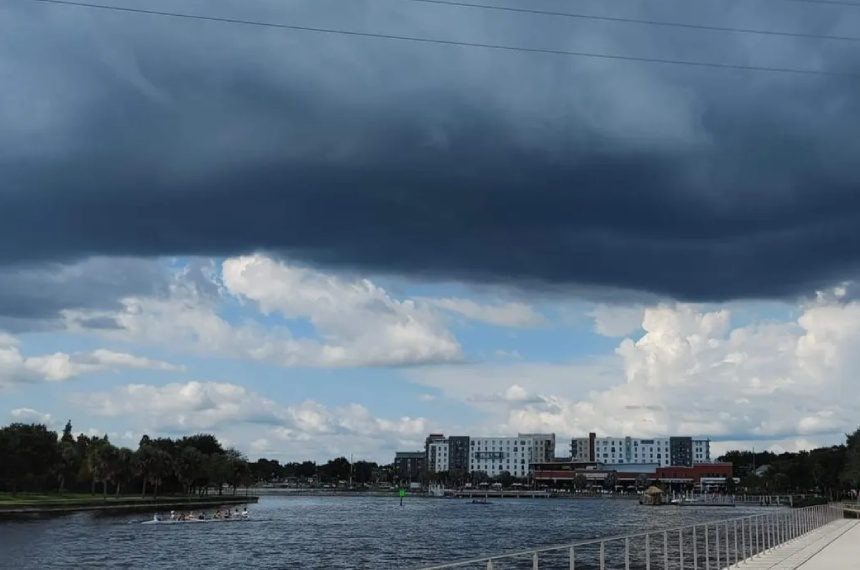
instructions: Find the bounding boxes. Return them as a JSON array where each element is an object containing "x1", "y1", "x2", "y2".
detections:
[{"x1": 0, "y1": 496, "x2": 774, "y2": 569}]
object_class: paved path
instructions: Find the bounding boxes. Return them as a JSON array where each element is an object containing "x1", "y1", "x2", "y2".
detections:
[{"x1": 727, "y1": 519, "x2": 859, "y2": 569}]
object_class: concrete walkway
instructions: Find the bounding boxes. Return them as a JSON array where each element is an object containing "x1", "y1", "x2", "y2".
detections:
[{"x1": 727, "y1": 519, "x2": 859, "y2": 569}]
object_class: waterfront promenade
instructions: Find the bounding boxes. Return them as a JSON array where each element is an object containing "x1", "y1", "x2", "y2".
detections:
[{"x1": 727, "y1": 518, "x2": 859, "y2": 568}]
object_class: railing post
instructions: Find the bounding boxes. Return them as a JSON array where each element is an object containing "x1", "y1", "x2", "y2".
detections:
[
  {"x1": 599, "y1": 541, "x2": 605, "y2": 570},
  {"x1": 679, "y1": 529, "x2": 683, "y2": 570},
  {"x1": 664, "y1": 531, "x2": 669, "y2": 570},
  {"x1": 487, "y1": 561, "x2": 493, "y2": 570},
  {"x1": 533, "y1": 551, "x2": 539, "y2": 570},
  {"x1": 777, "y1": 513, "x2": 782, "y2": 545},
  {"x1": 766, "y1": 514, "x2": 771, "y2": 550},
  {"x1": 693, "y1": 525, "x2": 698, "y2": 570},
  {"x1": 733, "y1": 520, "x2": 737, "y2": 564},
  {"x1": 569, "y1": 546, "x2": 574, "y2": 570},
  {"x1": 754, "y1": 515, "x2": 760, "y2": 555},
  {"x1": 625, "y1": 537, "x2": 630, "y2": 570},
  {"x1": 715, "y1": 523, "x2": 720, "y2": 569},
  {"x1": 646, "y1": 533, "x2": 651, "y2": 570},
  {"x1": 704, "y1": 524, "x2": 709, "y2": 570},
  {"x1": 725, "y1": 522, "x2": 730, "y2": 563}
]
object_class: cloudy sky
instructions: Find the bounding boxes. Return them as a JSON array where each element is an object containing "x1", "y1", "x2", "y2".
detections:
[{"x1": 3, "y1": 0, "x2": 860, "y2": 462}]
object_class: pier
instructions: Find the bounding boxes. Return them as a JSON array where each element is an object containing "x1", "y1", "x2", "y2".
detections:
[{"x1": 453, "y1": 490, "x2": 551, "y2": 499}]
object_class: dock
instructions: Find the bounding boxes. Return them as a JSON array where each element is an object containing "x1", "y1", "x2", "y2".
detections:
[{"x1": 452, "y1": 490, "x2": 550, "y2": 499}]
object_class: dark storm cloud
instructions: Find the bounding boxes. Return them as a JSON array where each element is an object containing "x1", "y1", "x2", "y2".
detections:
[
  {"x1": 3, "y1": 0, "x2": 860, "y2": 301},
  {"x1": 0, "y1": 258, "x2": 168, "y2": 329}
]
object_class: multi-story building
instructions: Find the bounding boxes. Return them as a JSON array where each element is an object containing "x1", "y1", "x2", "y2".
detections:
[
  {"x1": 425, "y1": 433, "x2": 447, "y2": 473},
  {"x1": 425, "y1": 434, "x2": 471, "y2": 474},
  {"x1": 693, "y1": 439, "x2": 710, "y2": 463},
  {"x1": 394, "y1": 451, "x2": 425, "y2": 481},
  {"x1": 571, "y1": 434, "x2": 711, "y2": 467},
  {"x1": 520, "y1": 433, "x2": 556, "y2": 464},
  {"x1": 427, "y1": 438, "x2": 450, "y2": 473},
  {"x1": 448, "y1": 436, "x2": 470, "y2": 473},
  {"x1": 469, "y1": 433, "x2": 555, "y2": 477},
  {"x1": 419, "y1": 433, "x2": 557, "y2": 478}
]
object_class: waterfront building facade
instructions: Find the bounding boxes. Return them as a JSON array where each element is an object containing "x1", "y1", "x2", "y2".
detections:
[
  {"x1": 448, "y1": 435, "x2": 470, "y2": 473},
  {"x1": 570, "y1": 433, "x2": 711, "y2": 467},
  {"x1": 469, "y1": 433, "x2": 555, "y2": 477},
  {"x1": 427, "y1": 438, "x2": 450, "y2": 473},
  {"x1": 394, "y1": 451, "x2": 425, "y2": 481},
  {"x1": 425, "y1": 434, "x2": 472, "y2": 474}
]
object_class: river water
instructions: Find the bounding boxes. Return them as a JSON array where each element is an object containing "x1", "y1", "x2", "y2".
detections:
[{"x1": 0, "y1": 495, "x2": 775, "y2": 568}]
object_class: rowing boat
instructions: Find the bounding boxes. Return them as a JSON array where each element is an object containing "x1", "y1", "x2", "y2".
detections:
[{"x1": 142, "y1": 516, "x2": 249, "y2": 525}]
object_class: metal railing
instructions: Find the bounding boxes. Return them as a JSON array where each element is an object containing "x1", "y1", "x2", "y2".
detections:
[{"x1": 421, "y1": 504, "x2": 842, "y2": 569}]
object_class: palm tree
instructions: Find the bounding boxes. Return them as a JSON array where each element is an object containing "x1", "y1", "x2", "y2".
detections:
[
  {"x1": 114, "y1": 448, "x2": 133, "y2": 497},
  {"x1": 57, "y1": 441, "x2": 79, "y2": 493},
  {"x1": 134, "y1": 446, "x2": 154, "y2": 498},
  {"x1": 134, "y1": 445, "x2": 171, "y2": 498},
  {"x1": 86, "y1": 439, "x2": 113, "y2": 498},
  {"x1": 89, "y1": 442, "x2": 119, "y2": 499},
  {"x1": 148, "y1": 448, "x2": 172, "y2": 499},
  {"x1": 174, "y1": 446, "x2": 205, "y2": 496}
]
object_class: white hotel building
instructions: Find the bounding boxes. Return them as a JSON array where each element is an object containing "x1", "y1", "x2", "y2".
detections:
[
  {"x1": 427, "y1": 433, "x2": 555, "y2": 477},
  {"x1": 469, "y1": 434, "x2": 555, "y2": 477},
  {"x1": 571, "y1": 434, "x2": 711, "y2": 467}
]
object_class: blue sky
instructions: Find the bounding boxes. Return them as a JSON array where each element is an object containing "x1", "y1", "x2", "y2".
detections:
[{"x1": 4, "y1": 254, "x2": 853, "y2": 464}]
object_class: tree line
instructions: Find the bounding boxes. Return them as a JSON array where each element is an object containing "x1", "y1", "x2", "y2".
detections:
[
  {"x1": 249, "y1": 456, "x2": 384, "y2": 485},
  {"x1": 719, "y1": 427, "x2": 860, "y2": 498},
  {"x1": 0, "y1": 420, "x2": 392, "y2": 495},
  {"x1": 0, "y1": 421, "x2": 251, "y2": 497}
]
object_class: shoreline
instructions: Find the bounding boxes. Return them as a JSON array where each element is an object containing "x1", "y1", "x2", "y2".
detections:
[
  {"x1": 0, "y1": 495, "x2": 258, "y2": 516},
  {"x1": 253, "y1": 488, "x2": 641, "y2": 500}
]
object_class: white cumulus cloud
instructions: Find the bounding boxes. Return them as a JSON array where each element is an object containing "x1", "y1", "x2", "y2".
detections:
[
  {"x1": 9, "y1": 407, "x2": 52, "y2": 425},
  {"x1": 412, "y1": 296, "x2": 860, "y2": 451},
  {"x1": 0, "y1": 331, "x2": 181, "y2": 387},
  {"x1": 221, "y1": 254, "x2": 461, "y2": 366},
  {"x1": 68, "y1": 254, "x2": 462, "y2": 368}
]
